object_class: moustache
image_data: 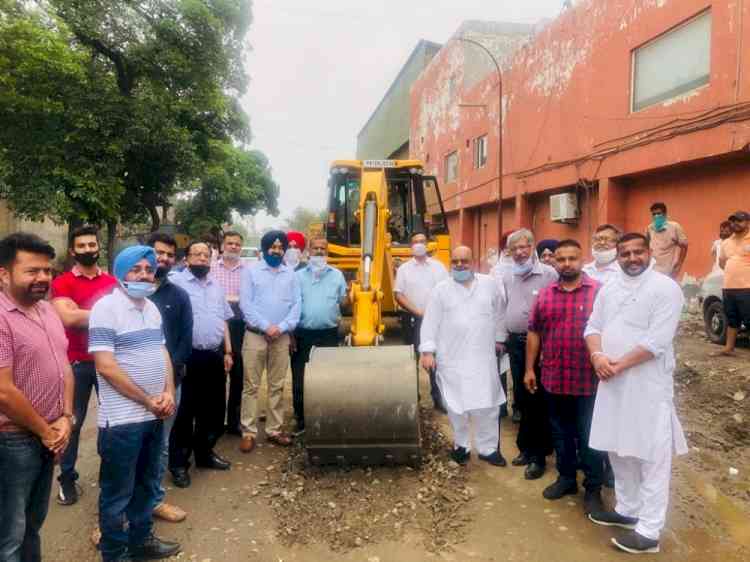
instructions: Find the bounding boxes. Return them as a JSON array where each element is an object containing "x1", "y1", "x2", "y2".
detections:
[{"x1": 29, "y1": 283, "x2": 49, "y2": 293}]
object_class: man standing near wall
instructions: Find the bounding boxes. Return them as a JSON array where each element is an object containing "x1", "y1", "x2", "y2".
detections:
[
  {"x1": 497, "y1": 229, "x2": 557, "y2": 480},
  {"x1": 395, "y1": 232, "x2": 448, "y2": 412},
  {"x1": 583, "y1": 224, "x2": 622, "y2": 285},
  {"x1": 51, "y1": 225, "x2": 117, "y2": 506},
  {"x1": 525, "y1": 240, "x2": 604, "y2": 514},
  {"x1": 585, "y1": 233, "x2": 686, "y2": 554},
  {"x1": 646, "y1": 203, "x2": 688, "y2": 280},
  {"x1": 0, "y1": 233, "x2": 74, "y2": 562},
  {"x1": 714, "y1": 211, "x2": 750, "y2": 356},
  {"x1": 210, "y1": 231, "x2": 246, "y2": 436}
]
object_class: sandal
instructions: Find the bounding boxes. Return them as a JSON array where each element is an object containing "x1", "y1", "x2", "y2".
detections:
[{"x1": 267, "y1": 433, "x2": 293, "y2": 447}]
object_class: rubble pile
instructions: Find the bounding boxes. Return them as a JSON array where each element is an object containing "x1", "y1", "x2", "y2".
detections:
[{"x1": 267, "y1": 408, "x2": 474, "y2": 552}]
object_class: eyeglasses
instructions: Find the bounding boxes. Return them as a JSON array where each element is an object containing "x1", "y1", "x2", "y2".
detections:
[
  {"x1": 450, "y1": 258, "x2": 471, "y2": 265},
  {"x1": 592, "y1": 236, "x2": 618, "y2": 244}
]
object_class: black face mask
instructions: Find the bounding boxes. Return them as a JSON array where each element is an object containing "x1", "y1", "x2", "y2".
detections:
[
  {"x1": 73, "y1": 252, "x2": 99, "y2": 267},
  {"x1": 189, "y1": 264, "x2": 210, "y2": 279}
]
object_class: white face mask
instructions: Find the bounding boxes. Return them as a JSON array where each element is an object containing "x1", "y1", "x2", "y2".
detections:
[
  {"x1": 285, "y1": 248, "x2": 302, "y2": 267},
  {"x1": 309, "y1": 255, "x2": 327, "y2": 271},
  {"x1": 412, "y1": 243, "x2": 427, "y2": 257},
  {"x1": 223, "y1": 249, "x2": 241, "y2": 261},
  {"x1": 592, "y1": 248, "x2": 617, "y2": 265}
]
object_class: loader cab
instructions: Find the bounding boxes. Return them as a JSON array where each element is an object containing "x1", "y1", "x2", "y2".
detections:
[{"x1": 326, "y1": 163, "x2": 448, "y2": 246}]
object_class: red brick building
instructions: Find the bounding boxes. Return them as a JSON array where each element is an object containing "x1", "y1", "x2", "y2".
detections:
[{"x1": 410, "y1": 0, "x2": 750, "y2": 277}]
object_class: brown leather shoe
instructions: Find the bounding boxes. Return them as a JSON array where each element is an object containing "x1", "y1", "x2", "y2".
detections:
[
  {"x1": 240, "y1": 434, "x2": 256, "y2": 453},
  {"x1": 267, "y1": 432, "x2": 293, "y2": 447},
  {"x1": 153, "y1": 502, "x2": 187, "y2": 523}
]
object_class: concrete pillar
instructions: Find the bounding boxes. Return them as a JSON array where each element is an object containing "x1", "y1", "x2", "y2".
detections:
[
  {"x1": 515, "y1": 191, "x2": 531, "y2": 230},
  {"x1": 458, "y1": 208, "x2": 474, "y2": 246},
  {"x1": 597, "y1": 177, "x2": 627, "y2": 230}
]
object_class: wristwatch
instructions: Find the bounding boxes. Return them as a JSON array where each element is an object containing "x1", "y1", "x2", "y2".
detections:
[{"x1": 63, "y1": 413, "x2": 77, "y2": 427}]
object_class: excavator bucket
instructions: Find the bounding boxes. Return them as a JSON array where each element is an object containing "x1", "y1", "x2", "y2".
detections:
[{"x1": 304, "y1": 345, "x2": 421, "y2": 467}]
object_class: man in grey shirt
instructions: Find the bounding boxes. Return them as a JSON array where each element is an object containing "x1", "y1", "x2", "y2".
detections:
[{"x1": 497, "y1": 229, "x2": 557, "y2": 480}]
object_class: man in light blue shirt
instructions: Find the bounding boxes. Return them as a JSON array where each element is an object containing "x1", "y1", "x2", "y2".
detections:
[
  {"x1": 168, "y1": 241, "x2": 234, "y2": 488},
  {"x1": 290, "y1": 237, "x2": 348, "y2": 431},
  {"x1": 238, "y1": 230, "x2": 301, "y2": 452}
]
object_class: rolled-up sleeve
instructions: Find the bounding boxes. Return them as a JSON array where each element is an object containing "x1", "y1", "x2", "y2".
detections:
[{"x1": 636, "y1": 283, "x2": 684, "y2": 357}]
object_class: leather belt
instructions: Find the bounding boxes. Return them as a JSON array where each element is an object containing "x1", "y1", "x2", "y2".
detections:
[{"x1": 246, "y1": 326, "x2": 265, "y2": 336}]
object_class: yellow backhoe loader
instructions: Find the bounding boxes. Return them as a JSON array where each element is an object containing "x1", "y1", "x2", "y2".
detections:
[{"x1": 304, "y1": 159, "x2": 450, "y2": 466}]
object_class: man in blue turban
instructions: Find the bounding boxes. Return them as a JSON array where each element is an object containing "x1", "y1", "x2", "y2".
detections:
[
  {"x1": 88, "y1": 244, "x2": 181, "y2": 561},
  {"x1": 260, "y1": 230, "x2": 288, "y2": 268}
]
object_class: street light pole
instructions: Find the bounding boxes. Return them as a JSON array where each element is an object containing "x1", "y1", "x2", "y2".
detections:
[{"x1": 457, "y1": 36, "x2": 504, "y2": 258}]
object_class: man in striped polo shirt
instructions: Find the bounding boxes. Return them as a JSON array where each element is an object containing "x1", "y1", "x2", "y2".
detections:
[{"x1": 89, "y1": 246, "x2": 180, "y2": 562}]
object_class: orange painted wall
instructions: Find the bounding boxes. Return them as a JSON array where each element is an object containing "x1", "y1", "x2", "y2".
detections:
[{"x1": 411, "y1": 0, "x2": 750, "y2": 277}]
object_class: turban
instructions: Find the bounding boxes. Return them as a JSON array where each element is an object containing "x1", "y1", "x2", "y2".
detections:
[
  {"x1": 261, "y1": 230, "x2": 288, "y2": 254},
  {"x1": 286, "y1": 230, "x2": 306, "y2": 251},
  {"x1": 536, "y1": 239, "x2": 559, "y2": 258},
  {"x1": 113, "y1": 245, "x2": 157, "y2": 281}
]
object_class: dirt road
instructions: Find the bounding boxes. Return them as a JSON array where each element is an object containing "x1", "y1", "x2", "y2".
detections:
[{"x1": 42, "y1": 319, "x2": 750, "y2": 561}]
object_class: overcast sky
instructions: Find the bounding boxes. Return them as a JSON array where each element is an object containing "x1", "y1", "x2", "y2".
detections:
[{"x1": 242, "y1": 0, "x2": 565, "y2": 230}]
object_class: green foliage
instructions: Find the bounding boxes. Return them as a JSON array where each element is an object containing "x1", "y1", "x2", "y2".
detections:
[{"x1": 0, "y1": 0, "x2": 278, "y2": 234}]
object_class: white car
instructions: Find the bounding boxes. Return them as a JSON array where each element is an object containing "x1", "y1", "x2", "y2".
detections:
[
  {"x1": 698, "y1": 270, "x2": 728, "y2": 344},
  {"x1": 241, "y1": 246, "x2": 259, "y2": 265}
]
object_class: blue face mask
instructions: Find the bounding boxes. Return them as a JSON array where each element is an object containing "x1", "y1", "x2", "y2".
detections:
[
  {"x1": 512, "y1": 258, "x2": 534, "y2": 276},
  {"x1": 264, "y1": 252, "x2": 283, "y2": 268},
  {"x1": 121, "y1": 281, "x2": 157, "y2": 299},
  {"x1": 653, "y1": 215, "x2": 667, "y2": 232},
  {"x1": 451, "y1": 268, "x2": 473, "y2": 283}
]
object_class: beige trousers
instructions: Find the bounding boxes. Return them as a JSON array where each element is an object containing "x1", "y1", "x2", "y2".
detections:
[{"x1": 241, "y1": 332, "x2": 290, "y2": 436}]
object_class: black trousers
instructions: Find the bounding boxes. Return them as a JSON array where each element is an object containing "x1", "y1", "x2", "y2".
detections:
[
  {"x1": 290, "y1": 327, "x2": 339, "y2": 429},
  {"x1": 506, "y1": 333, "x2": 552, "y2": 464},
  {"x1": 546, "y1": 393, "x2": 604, "y2": 490},
  {"x1": 170, "y1": 348, "x2": 225, "y2": 470},
  {"x1": 226, "y1": 316, "x2": 245, "y2": 430}
]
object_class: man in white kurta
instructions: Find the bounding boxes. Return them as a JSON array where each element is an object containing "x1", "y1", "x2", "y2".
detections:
[
  {"x1": 419, "y1": 246, "x2": 507, "y2": 466},
  {"x1": 584, "y1": 233, "x2": 687, "y2": 555}
]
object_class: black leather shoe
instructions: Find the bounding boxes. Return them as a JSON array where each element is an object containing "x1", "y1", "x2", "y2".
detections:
[
  {"x1": 524, "y1": 462, "x2": 545, "y2": 480},
  {"x1": 499, "y1": 404, "x2": 508, "y2": 418},
  {"x1": 195, "y1": 452, "x2": 231, "y2": 470},
  {"x1": 512, "y1": 452, "x2": 531, "y2": 466},
  {"x1": 171, "y1": 468, "x2": 190, "y2": 489},
  {"x1": 129, "y1": 534, "x2": 181, "y2": 560},
  {"x1": 450, "y1": 446, "x2": 470, "y2": 465},
  {"x1": 511, "y1": 410, "x2": 521, "y2": 424},
  {"x1": 542, "y1": 478, "x2": 578, "y2": 499},
  {"x1": 478, "y1": 451, "x2": 507, "y2": 467}
]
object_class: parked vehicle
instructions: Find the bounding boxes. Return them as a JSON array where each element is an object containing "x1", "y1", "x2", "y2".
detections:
[
  {"x1": 241, "y1": 246, "x2": 259, "y2": 265},
  {"x1": 699, "y1": 270, "x2": 727, "y2": 344}
]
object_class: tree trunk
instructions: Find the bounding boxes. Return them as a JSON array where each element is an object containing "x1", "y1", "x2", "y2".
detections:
[
  {"x1": 106, "y1": 220, "x2": 117, "y2": 273},
  {"x1": 148, "y1": 205, "x2": 161, "y2": 232}
]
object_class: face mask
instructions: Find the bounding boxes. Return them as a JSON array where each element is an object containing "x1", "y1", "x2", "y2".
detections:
[
  {"x1": 412, "y1": 243, "x2": 427, "y2": 257},
  {"x1": 309, "y1": 255, "x2": 327, "y2": 272},
  {"x1": 592, "y1": 248, "x2": 617, "y2": 265},
  {"x1": 285, "y1": 248, "x2": 301, "y2": 267},
  {"x1": 121, "y1": 281, "x2": 157, "y2": 299},
  {"x1": 652, "y1": 215, "x2": 667, "y2": 231},
  {"x1": 451, "y1": 268, "x2": 473, "y2": 283},
  {"x1": 512, "y1": 258, "x2": 534, "y2": 276},
  {"x1": 264, "y1": 253, "x2": 283, "y2": 268},
  {"x1": 189, "y1": 264, "x2": 210, "y2": 279},
  {"x1": 223, "y1": 250, "x2": 241, "y2": 261},
  {"x1": 74, "y1": 252, "x2": 99, "y2": 267}
]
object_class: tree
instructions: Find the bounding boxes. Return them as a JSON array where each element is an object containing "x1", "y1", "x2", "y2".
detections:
[
  {"x1": 175, "y1": 141, "x2": 279, "y2": 239},
  {"x1": 284, "y1": 206, "x2": 327, "y2": 235}
]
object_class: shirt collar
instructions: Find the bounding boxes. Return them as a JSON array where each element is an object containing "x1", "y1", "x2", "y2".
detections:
[
  {"x1": 260, "y1": 261, "x2": 289, "y2": 274},
  {"x1": 217, "y1": 258, "x2": 243, "y2": 272},
  {"x1": 0, "y1": 291, "x2": 19, "y2": 312},
  {"x1": 112, "y1": 286, "x2": 144, "y2": 311},
  {"x1": 182, "y1": 269, "x2": 213, "y2": 285},
  {"x1": 72, "y1": 265, "x2": 103, "y2": 279},
  {"x1": 552, "y1": 273, "x2": 596, "y2": 292}
]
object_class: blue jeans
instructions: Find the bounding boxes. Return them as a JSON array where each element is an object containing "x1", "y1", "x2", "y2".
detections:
[
  {"x1": 0, "y1": 432, "x2": 55, "y2": 562},
  {"x1": 98, "y1": 420, "x2": 163, "y2": 561},
  {"x1": 155, "y1": 386, "x2": 181, "y2": 505},
  {"x1": 59, "y1": 361, "x2": 98, "y2": 482}
]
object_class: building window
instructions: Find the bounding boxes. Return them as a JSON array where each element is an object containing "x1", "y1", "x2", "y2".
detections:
[
  {"x1": 632, "y1": 10, "x2": 711, "y2": 112},
  {"x1": 444, "y1": 151, "x2": 458, "y2": 183},
  {"x1": 473, "y1": 135, "x2": 488, "y2": 169}
]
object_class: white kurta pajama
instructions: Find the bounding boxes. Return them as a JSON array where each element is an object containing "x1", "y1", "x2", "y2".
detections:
[
  {"x1": 584, "y1": 267, "x2": 688, "y2": 541},
  {"x1": 419, "y1": 274, "x2": 506, "y2": 456}
]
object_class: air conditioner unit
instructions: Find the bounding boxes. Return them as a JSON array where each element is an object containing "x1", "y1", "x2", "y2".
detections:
[{"x1": 550, "y1": 192, "x2": 579, "y2": 223}]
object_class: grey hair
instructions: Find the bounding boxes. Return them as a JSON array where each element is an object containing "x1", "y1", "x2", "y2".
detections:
[{"x1": 507, "y1": 228, "x2": 535, "y2": 248}]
